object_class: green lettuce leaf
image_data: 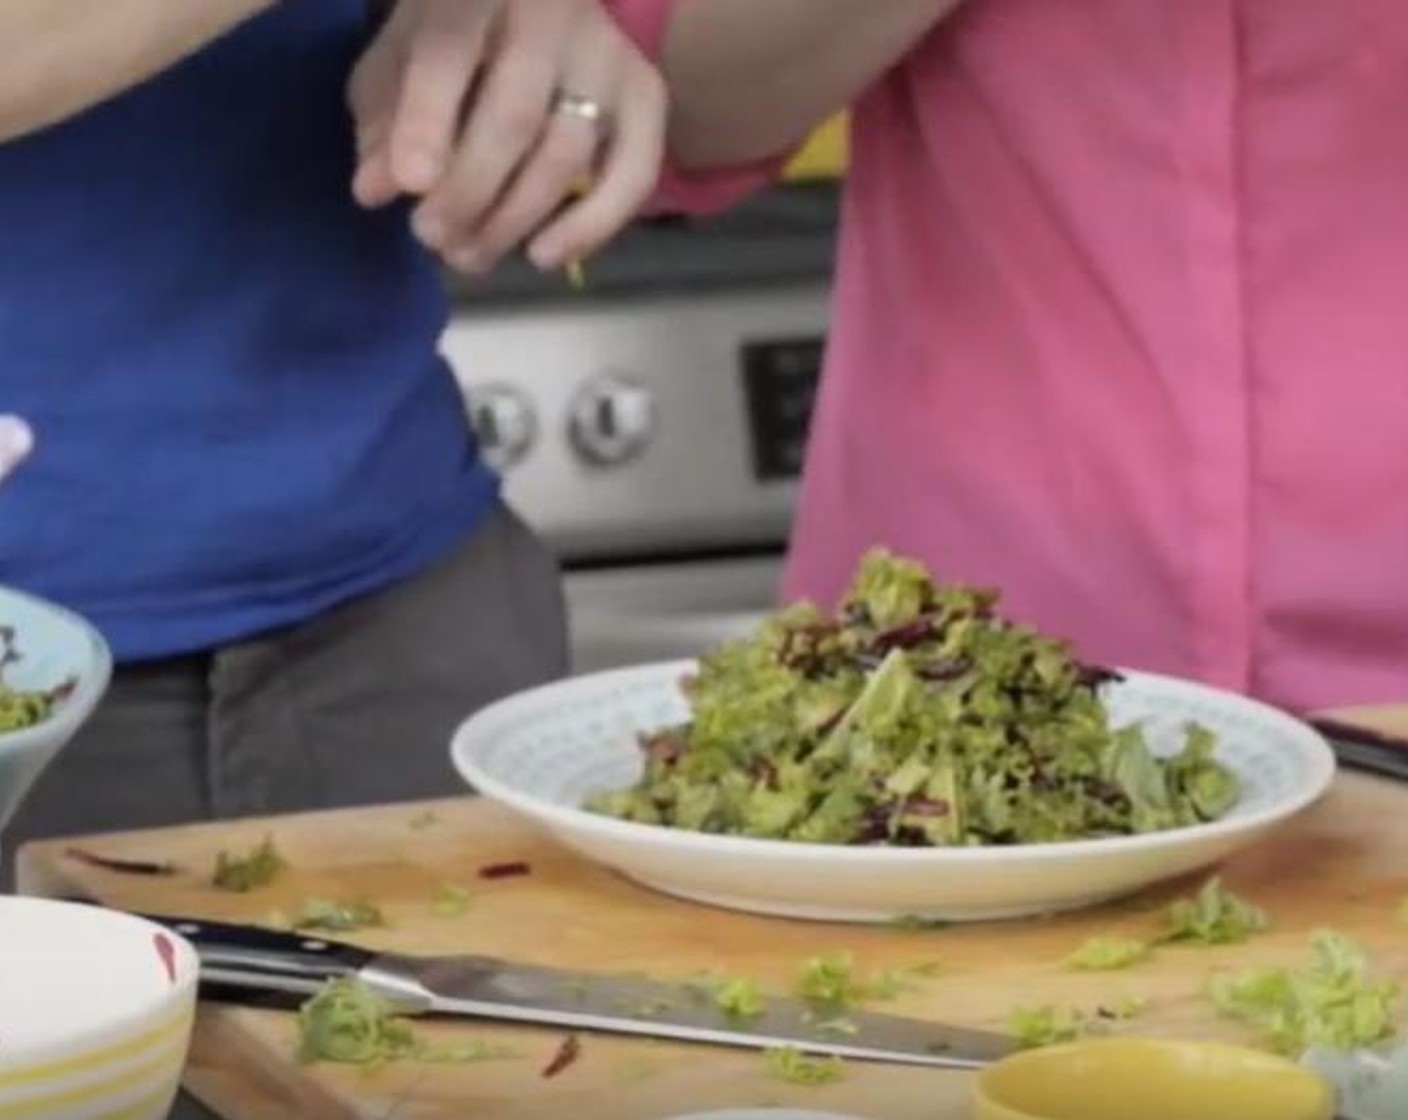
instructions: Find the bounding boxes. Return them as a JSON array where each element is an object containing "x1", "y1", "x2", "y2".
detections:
[
  {"x1": 1208, "y1": 931, "x2": 1400, "y2": 1054},
  {"x1": 1007, "y1": 1005, "x2": 1089, "y2": 1049},
  {"x1": 298, "y1": 979, "x2": 516, "y2": 1066},
  {"x1": 1161, "y1": 877, "x2": 1269, "y2": 946},
  {"x1": 1066, "y1": 936, "x2": 1151, "y2": 971},
  {"x1": 763, "y1": 1046, "x2": 846, "y2": 1085}
]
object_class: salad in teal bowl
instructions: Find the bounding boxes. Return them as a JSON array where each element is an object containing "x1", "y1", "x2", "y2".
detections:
[{"x1": 0, "y1": 586, "x2": 111, "y2": 841}]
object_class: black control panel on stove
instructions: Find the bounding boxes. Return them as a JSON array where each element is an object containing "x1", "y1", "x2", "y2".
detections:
[{"x1": 740, "y1": 336, "x2": 825, "y2": 482}]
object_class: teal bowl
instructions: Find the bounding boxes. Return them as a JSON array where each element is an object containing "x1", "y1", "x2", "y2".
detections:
[{"x1": 0, "y1": 586, "x2": 112, "y2": 842}]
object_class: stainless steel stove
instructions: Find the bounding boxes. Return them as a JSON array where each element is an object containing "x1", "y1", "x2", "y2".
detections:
[{"x1": 438, "y1": 184, "x2": 837, "y2": 672}]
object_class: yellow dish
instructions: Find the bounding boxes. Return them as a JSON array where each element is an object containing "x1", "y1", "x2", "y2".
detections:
[{"x1": 973, "y1": 1038, "x2": 1335, "y2": 1120}]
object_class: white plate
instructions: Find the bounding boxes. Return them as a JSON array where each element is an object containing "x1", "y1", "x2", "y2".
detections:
[{"x1": 451, "y1": 661, "x2": 1336, "y2": 923}]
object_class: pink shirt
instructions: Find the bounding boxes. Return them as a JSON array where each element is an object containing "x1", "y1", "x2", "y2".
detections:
[{"x1": 612, "y1": 1, "x2": 1408, "y2": 713}]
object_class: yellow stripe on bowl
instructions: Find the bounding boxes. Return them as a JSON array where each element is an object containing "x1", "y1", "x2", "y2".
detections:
[
  {"x1": 0, "y1": 1044, "x2": 186, "y2": 1120},
  {"x1": 87, "y1": 1080, "x2": 183, "y2": 1120},
  {"x1": 22, "y1": 1079, "x2": 184, "y2": 1120},
  {"x1": 0, "y1": 1007, "x2": 192, "y2": 1091}
]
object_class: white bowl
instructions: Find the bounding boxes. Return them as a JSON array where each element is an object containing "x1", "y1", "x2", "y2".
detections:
[
  {"x1": 0, "y1": 897, "x2": 198, "y2": 1119},
  {"x1": 451, "y1": 661, "x2": 1336, "y2": 923},
  {"x1": 0, "y1": 586, "x2": 112, "y2": 838}
]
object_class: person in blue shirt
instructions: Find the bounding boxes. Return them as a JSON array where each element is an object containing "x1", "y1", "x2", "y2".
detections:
[{"x1": 0, "y1": 0, "x2": 665, "y2": 875}]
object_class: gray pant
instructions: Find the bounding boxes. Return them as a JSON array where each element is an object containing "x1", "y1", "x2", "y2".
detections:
[
  {"x1": 9, "y1": 505, "x2": 566, "y2": 1120},
  {"x1": 6, "y1": 503, "x2": 567, "y2": 883}
]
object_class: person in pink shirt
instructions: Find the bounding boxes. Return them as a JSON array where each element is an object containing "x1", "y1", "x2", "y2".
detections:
[{"x1": 601, "y1": 0, "x2": 1408, "y2": 714}]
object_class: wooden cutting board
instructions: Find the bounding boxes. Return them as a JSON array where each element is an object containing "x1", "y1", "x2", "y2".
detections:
[{"x1": 17, "y1": 708, "x2": 1408, "y2": 1120}]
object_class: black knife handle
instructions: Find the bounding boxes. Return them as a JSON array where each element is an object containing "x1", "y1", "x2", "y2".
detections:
[
  {"x1": 1309, "y1": 719, "x2": 1408, "y2": 782},
  {"x1": 139, "y1": 912, "x2": 375, "y2": 996}
]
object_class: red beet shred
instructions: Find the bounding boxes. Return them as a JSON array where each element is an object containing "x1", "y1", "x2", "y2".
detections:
[
  {"x1": 65, "y1": 848, "x2": 178, "y2": 877},
  {"x1": 478, "y1": 861, "x2": 532, "y2": 880},
  {"x1": 541, "y1": 1034, "x2": 581, "y2": 1078}
]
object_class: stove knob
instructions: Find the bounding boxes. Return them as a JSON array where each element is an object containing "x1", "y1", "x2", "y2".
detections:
[
  {"x1": 467, "y1": 384, "x2": 536, "y2": 471},
  {"x1": 569, "y1": 375, "x2": 656, "y2": 466}
]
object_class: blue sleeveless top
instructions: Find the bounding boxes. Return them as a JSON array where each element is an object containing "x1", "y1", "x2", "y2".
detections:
[{"x1": 0, "y1": 2, "x2": 498, "y2": 660}]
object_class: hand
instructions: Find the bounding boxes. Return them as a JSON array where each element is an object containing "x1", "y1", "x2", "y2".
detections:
[
  {"x1": 348, "y1": 0, "x2": 666, "y2": 274},
  {"x1": 0, "y1": 416, "x2": 32, "y2": 485}
]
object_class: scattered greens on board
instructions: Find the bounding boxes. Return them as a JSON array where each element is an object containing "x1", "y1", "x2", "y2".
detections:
[
  {"x1": 1209, "y1": 931, "x2": 1400, "y2": 1054},
  {"x1": 433, "y1": 883, "x2": 474, "y2": 918},
  {"x1": 1007, "y1": 1005, "x2": 1092, "y2": 1049},
  {"x1": 715, "y1": 977, "x2": 766, "y2": 1023},
  {"x1": 1008, "y1": 997, "x2": 1148, "y2": 1050},
  {"x1": 1161, "y1": 877, "x2": 1269, "y2": 945},
  {"x1": 289, "y1": 898, "x2": 385, "y2": 933},
  {"x1": 795, "y1": 952, "x2": 938, "y2": 1010},
  {"x1": 763, "y1": 1046, "x2": 846, "y2": 1086},
  {"x1": 212, "y1": 835, "x2": 287, "y2": 892},
  {"x1": 297, "y1": 978, "x2": 517, "y2": 1066},
  {"x1": 1066, "y1": 935, "x2": 1151, "y2": 971}
]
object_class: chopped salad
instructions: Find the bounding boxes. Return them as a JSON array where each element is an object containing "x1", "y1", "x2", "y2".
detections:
[
  {"x1": 588, "y1": 550, "x2": 1239, "y2": 846},
  {"x1": 0, "y1": 626, "x2": 69, "y2": 732}
]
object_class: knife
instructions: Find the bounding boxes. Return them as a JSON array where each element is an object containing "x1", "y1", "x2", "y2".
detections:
[
  {"x1": 139, "y1": 912, "x2": 1014, "y2": 1070},
  {"x1": 1307, "y1": 718, "x2": 1408, "y2": 783}
]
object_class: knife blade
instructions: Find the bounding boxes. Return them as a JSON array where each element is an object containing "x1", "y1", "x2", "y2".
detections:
[{"x1": 140, "y1": 912, "x2": 1014, "y2": 1069}]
